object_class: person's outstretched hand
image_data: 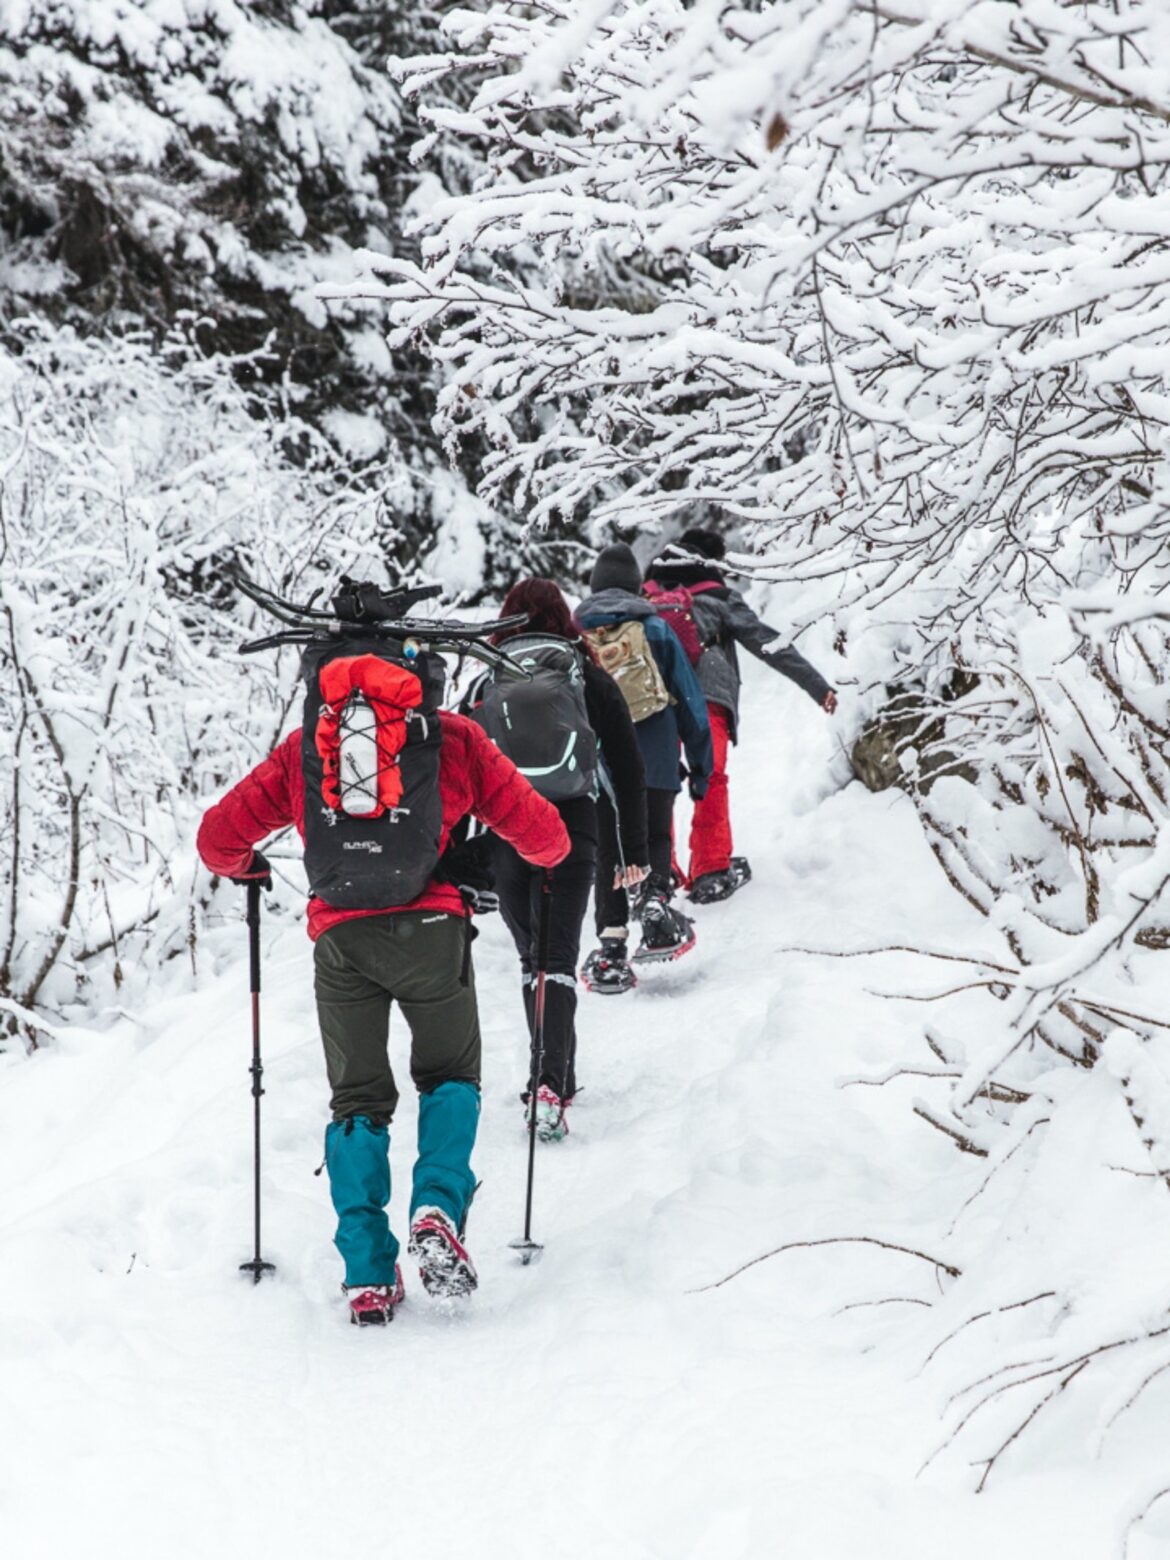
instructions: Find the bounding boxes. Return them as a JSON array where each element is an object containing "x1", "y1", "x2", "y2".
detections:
[
  {"x1": 615, "y1": 863, "x2": 650, "y2": 891},
  {"x1": 822, "y1": 690, "x2": 838, "y2": 715}
]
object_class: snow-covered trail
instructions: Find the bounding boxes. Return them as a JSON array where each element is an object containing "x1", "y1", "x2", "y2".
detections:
[{"x1": 0, "y1": 663, "x2": 1119, "y2": 1560}]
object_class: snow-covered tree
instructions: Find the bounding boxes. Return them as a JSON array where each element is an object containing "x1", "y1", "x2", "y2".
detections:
[
  {"x1": 0, "y1": 318, "x2": 410, "y2": 1040},
  {"x1": 0, "y1": 0, "x2": 497, "y2": 564}
]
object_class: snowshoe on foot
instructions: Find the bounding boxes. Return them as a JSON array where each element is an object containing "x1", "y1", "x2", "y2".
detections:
[
  {"x1": 689, "y1": 868, "x2": 737, "y2": 904},
  {"x1": 689, "y1": 856, "x2": 752, "y2": 904},
  {"x1": 580, "y1": 938, "x2": 637, "y2": 994},
  {"x1": 635, "y1": 879, "x2": 696, "y2": 963},
  {"x1": 346, "y1": 1265, "x2": 405, "y2": 1326},
  {"x1": 408, "y1": 1206, "x2": 478, "y2": 1299},
  {"x1": 527, "y1": 1084, "x2": 570, "y2": 1143},
  {"x1": 729, "y1": 856, "x2": 752, "y2": 889}
]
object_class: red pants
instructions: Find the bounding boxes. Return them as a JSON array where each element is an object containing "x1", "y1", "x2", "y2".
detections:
[{"x1": 688, "y1": 702, "x2": 733, "y2": 880}]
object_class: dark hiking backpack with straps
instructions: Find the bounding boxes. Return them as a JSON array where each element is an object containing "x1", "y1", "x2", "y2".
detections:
[
  {"x1": 233, "y1": 568, "x2": 534, "y2": 911},
  {"x1": 475, "y1": 634, "x2": 598, "y2": 802},
  {"x1": 300, "y1": 635, "x2": 446, "y2": 909}
]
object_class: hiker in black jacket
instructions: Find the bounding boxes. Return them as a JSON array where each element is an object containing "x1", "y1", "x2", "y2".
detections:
[
  {"x1": 645, "y1": 528, "x2": 837, "y2": 903},
  {"x1": 485, "y1": 577, "x2": 648, "y2": 1141}
]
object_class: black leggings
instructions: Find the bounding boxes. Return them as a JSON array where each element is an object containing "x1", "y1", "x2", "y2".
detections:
[
  {"x1": 594, "y1": 787, "x2": 676, "y2": 936},
  {"x1": 494, "y1": 831, "x2": 596, "y2": 1100}
]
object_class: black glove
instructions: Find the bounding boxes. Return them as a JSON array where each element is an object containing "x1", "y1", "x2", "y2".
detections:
[
  {"x1": 228, "y1": 850, "x2": 272, "y2": 890},
  {"x1": 688, "y1": 774, "x2": 709, "y2": 802},
  {"x1": 438, "y1": 833, "x2": 499, "y2": 915}
]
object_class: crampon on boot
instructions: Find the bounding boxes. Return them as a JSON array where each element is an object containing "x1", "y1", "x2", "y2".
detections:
[
  {"x1": 635, "y1": 878, "x2": 696, "y2": 963},
  {"x1": 345, "y1": 1264, "x2": 405, "y2": 1326},
  {"x1": 408, "y1": 1206, "x2": 478, "y2": 1298},
  {"x1": 580, "y1": 938, "x2": 637, "y2": 994}
]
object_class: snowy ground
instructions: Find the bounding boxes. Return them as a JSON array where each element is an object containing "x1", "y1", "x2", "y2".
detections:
[{"x1": 0, "y1": 659, "x2": 1153, "y2": 1559}]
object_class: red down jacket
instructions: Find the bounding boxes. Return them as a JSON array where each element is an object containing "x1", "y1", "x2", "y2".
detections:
[{"x1": 196, "y1": 711, "x2": 571, "y2": 940}]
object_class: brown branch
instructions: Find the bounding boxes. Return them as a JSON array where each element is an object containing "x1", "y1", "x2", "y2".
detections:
[
  {"x1": 775, "y1": 942, "x2": 1018, "y2": 975},
  {"x1": 922, "y1": 1292, "x2": 1057, "y2": 1368},
  {"x1": 845, "y1": 1067, "x2": 1030, "y2": 1104},
  {"x1": 876, "y1": 4, "x2": 1170, "y2": 125},
  {"x1": 688, "y1": 1235, "x2": 961, "y2": 1294},
  {"x1": 834, "y1": 1296, "x2": 933, "y2": 1315},
  {"x1": 912, "y1": 1102, "x2": 990, "y2": 1157},
  {"x1": 1103, "y1": 1354, "x2": 1170, "y2": 1439},
  {"x1": 1122, "y1": 1486, "x2": 1170, "y2": 1560},
  {"x1": 975, "y1": 1358, "x2": 1091, "y2": 1493}
]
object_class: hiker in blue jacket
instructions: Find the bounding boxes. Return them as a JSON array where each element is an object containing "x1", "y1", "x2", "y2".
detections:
[{"x1": 576, "y1": 543, "x2": 713, "y2": 991}]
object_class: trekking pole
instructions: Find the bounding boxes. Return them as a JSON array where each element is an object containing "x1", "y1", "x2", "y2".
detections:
[
  {"x1": 239, "y1": 880, "x2": 276, "y2": 1284},
  {"x1": 511, "y1": 869, "x2": 552, "y2": 1266}
]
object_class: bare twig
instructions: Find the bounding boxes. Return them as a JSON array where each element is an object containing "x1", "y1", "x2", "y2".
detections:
[{"x1": 689, "y1": 1235, "x2": 961, "y2": 1294}]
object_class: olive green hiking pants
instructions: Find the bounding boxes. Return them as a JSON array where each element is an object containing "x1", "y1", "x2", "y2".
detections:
[{"x1": 313, "y1": 911, "x2": 481, "y2": 1125}]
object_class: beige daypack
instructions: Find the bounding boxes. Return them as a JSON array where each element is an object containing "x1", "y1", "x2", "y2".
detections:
[{"x1": 582, "y1": 620, "x2": 673, "y2": 722}]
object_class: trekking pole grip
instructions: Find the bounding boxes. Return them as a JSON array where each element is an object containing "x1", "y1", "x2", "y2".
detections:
[{"x1": 247, "y1": 879, "x2": 261, "y2": 995}]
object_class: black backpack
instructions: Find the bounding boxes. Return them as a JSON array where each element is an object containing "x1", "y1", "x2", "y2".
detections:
[
  {"x1": 233, "y1": 569, "x2": 535, "y2": 909},
  {"x1": 300, "y1": 635, "x2": 446, "y2": 909},
  {"x1": 476, "y1": 634, "x2": 598, "y2": 802}
]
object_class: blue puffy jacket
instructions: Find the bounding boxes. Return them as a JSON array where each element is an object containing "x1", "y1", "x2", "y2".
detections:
[{"x1": 576, "y1": 589, "x2": 713, "y2": 793}]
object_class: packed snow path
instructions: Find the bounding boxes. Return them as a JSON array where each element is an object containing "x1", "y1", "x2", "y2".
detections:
[{"x1": 0, "y1": 663, "x2": 1124, "y2": 1559}]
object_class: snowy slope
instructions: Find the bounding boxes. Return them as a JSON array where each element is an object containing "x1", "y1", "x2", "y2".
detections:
[{"x1": 0, "y1": 658, "x2": 1160, "y2": 1560}]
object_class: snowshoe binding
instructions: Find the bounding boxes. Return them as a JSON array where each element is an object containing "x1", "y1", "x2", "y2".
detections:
[
  {"x1": 689, "y1": 856, "x2": 752, "y2": 904},
  {"x1": 689, "y1": 868, "x2": 736, "y2": 904},
  {"x1": 729, "y1": 856, "x2": 752, "y2": 889},
  {"x1": 527, "y1": 1084, "x2": 570, "y2": 1143},
  {"x1": 408, "y1": 1206, "x2": 478, "y2": 1299},
  {"x1": 346, "y1": 1265, "x2": 405, "y2": 1326},
  {"x1": 634, "y1": 878, "x2": 696, "y2": 963},
  {"x1": 580, "y1": 938, "x2": 637, "y2": 994}
]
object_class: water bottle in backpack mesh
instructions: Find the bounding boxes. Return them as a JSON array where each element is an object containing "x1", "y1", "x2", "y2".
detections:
[{"x1": 300, "y1": 637, "x2": 447, "y2": 908}]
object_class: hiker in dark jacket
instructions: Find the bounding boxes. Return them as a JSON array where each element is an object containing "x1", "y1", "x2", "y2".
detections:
[
  {"x1": 645, "y1": 527, "x2": 837, "y2": 903},
  {"x1": 576, "y1": 542, "x2": 713, "y2": 989},
  {"x1": 484, "y1": 578, "x2": 649, "y2": 1140}
]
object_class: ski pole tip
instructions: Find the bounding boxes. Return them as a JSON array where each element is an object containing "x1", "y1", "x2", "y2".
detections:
[
  {"x1": 508, "y1": 1238, "x2": 543, "y2": 1266},
  {"x1": 239, "y1": 1258, "x2": 277, "y2": 1285}
]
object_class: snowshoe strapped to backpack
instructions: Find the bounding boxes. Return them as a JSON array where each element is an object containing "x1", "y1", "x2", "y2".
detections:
[
  {"x1": 581, "y1": 620, "x2": 672, "y2": 723},
  {"x1": 475, "y1": 634, "x2": 598, "y2": 802},
  {"x1": 300, "y1": 636, "x2": 446, "y2": 909}
]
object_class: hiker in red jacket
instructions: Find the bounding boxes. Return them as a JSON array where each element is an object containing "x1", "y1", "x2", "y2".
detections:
[{"x1": 197, "y1": 710, "x2": 569, "y2": 1323}]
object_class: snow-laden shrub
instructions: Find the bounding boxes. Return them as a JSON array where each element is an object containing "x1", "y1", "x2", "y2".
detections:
[
  {"x1": 0, "y1": 1, "x2": 509, "y2": 564},
  {"x1": 0, "y1": 319, "x2": 408, "y2": 1039}
]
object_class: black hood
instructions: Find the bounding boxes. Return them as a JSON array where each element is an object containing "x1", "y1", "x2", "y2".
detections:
[{"x1": 645, "y1": 559, "x2": 728, "y2": 591}]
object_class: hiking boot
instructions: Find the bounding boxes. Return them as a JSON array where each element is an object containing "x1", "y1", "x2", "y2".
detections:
[
  {"x1": 729, "y1": 856, "x2": 752, "y2": 889},
  {"x1": 408, "y1": 1206, "x2": 478, "y2": 1298},
  {"x1": 635, "y1": 884, "x2": 696, "y2": 963},
  {"x1": 580, "y1": 938, "x2": 637, "y2": 994},
  {"x1": 526, "y1": 1084, "x2": 570, "y2": 1143},
  {"x1": 345, "y1": 1265, "x2": 405, "y2": 1326}
]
